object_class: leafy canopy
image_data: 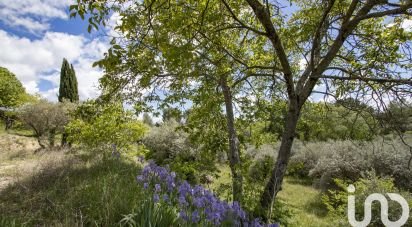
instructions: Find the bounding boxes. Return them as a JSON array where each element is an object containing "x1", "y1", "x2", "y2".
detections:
[
  {"x1": 0, "y1": 67, "x2": 29, "y2": 108},
  {"x1": 66, "y1": 101, "x2": 147, "y2": 150}
]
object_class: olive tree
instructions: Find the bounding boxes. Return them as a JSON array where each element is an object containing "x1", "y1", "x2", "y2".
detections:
[{"x1": 18, "y1": 100, "x2": 75, "y2": 149}]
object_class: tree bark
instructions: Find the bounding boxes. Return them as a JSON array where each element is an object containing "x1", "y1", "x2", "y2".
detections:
[
  {"x1": 220, "y1": 76, "x2": 243, "y2": 203},
  {"x1": 48, "y1": 130, "x2": 56, "y2": 147},
  {"x1": 61, "y1": 132, "x2": 68, "y2": 147},
  {"x1": 259, "y1": 97, "x2": 301, "y2": 218},
  {"x1": 5, "y1": 116, "x2": 13, "y2": 131},
  {"x1": 36, "y1": 136, "x2": 46, "y2": 151}
]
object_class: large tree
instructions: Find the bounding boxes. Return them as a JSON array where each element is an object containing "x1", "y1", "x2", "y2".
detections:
[
  {"x1": 58, "y1": 58, "x2": 79, "y2": 103},
  {"x1": 0, "y1": 67, "x2": 26, "y2": 108},
  {"x1": 73, "y1": 0, "x2": 412, "y2": 217}
]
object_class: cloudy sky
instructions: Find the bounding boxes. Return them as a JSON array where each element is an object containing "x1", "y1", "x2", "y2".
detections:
[{"x1": 0, "y1": 0, "x2": 113, "y2": 101}]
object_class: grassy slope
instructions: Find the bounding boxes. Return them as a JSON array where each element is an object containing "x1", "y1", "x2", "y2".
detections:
[
  {"x1": 0, "y1": 124, "x2": 333, "y2": 226},
  {"x1": 212, "y1": 166, "x2": 333, "y2": 227},
  {"x1": 0, "y1": 128, "x2": 144, "y2": 226},
  {"x1": 277, "y1": 179, "x2": 333, "y2": 227}
]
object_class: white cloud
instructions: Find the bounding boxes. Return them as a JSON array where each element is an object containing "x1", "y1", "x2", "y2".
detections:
[
  {"x1": 0, "y1": 29, "x2": 109, "y2": 101},
  {"x1": 298, "y1": 58, "x2": 307, "y2": 70},
  {"x1": 401, "y1": 19, "x2": 412, "y2": 31},
  {"x1": 0, "y1": 0, "x2": 72, "y2": 34},
  {"x1": 107, "y1": 12, "x2": 123, "y2": 37}
]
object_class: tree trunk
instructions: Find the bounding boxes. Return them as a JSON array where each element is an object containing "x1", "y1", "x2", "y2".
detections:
[
  {"x1": 259, "y1": 98, "x2": 301, "y2": 218},
  {"x1": 221, "y1": 77, "x2": 243, "y2": 203},
  {"x1": 5, "y1": 116, "x2": 13, "y2": 131},
  {"x1": 61, "y1": 132, "x2": 68, "y2": 147},
  {"x1": 36, "y1": 136, "x2": 46, "y2": 151},
  {"x1": 48, "y1": 130, "x2": 56, "y2": 147}
]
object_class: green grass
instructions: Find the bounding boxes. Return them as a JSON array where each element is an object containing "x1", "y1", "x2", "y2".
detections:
[
  {"x1": 212, "y1": 166, "x2": 334, "y2": 227},
  {"x1": 277, "y1": 178, "x2": 333, "y2": 227},
  {"x1": 0, "y1": 153, "x2": 144, "y2": 226}
]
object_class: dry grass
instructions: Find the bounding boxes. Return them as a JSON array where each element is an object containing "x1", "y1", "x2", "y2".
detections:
[
  {"x1": 0, "y1": 131, "x2": 76, "y2": 190},
  {"x1": 0, "y1": 130, "x2": 144, "y2": 226}
]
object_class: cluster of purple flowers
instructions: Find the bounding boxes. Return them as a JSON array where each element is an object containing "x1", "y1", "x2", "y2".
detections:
[{"x1": 136, "y1": 160, "x2": 279, "y2": 227}]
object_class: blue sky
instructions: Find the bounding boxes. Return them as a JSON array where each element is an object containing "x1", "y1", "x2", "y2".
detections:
[{"x1": 0, "y1": 0, "x2": 117, "y2": 101}]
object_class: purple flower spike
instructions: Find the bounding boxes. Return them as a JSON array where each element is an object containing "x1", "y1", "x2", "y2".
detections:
[
  {"x1": 155, "y1": 184, "x2": 161, "y2": 192},
  {"x1": 153, "y1": 194, "x2": 159, "y2": 202},
  {"x1": 179, "y1": 210, "x2": 189, "y2": 221},
  {"x1": 191, "y1": 210, "x2": 200, "y2": 223},
  {"x1": 135, "y1": 161, "x2": 275, "y2": 226}
]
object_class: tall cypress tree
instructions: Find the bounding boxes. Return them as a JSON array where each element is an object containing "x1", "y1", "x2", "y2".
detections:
[
  {"x1": 59, "y1": 58, "x2": 79, "y2": 146},
  {"x1": 58, "y1": 58, "x2": 79, "y2": 103}
]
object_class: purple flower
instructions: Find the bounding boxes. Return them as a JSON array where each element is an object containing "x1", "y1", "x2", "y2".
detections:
[
  {"x1": 193, "y1": 197, "x2": 204, "y2": 208},
  {"x1": 136, "y1": 175, "x2": 144, "y2": 182},
  {"x1": 178, "y1": 195, "x2": 188, "y2": 207},
  {"x1": 162, "y1": 194, "x2": 169, "y2": 202},
  {"x1": 178, "y1": 181, "x2": 191, "y2": 196},
  {"x1": 250, "y1": 218, "x2": 264, "y2": 227},
  {"x1": 179, "y1": 210, "x2": 189, "y2": 221},
  {"x1": 153, "y1": 194, "x2": 159, "y2": 202},
  {"x1": 191, "y1": 210, "x2": 200, "y2": 223},
  {"x1": 268, "y1": 224, "x2": 280, "y2": 227},
  {"x1": 232, "y1": 201, "x2": 246, "y2": 219},
  {"x1": 155, "y1": 184, "x2": 161, "y2": 192},
  {"x1": 135, "y1": 162, "x2": 274, "y2": 226}
]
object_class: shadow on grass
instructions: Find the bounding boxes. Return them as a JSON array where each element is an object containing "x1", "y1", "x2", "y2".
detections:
[
  {"x1": 0, "y1": 153, "x2": 144, "y2": 226},
  {"x1": 303, "y1": 193, "x2": 329, "y2": 218}
]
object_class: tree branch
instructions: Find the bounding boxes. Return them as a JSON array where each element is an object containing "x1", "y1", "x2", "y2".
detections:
[
  {"x1": 245, "y1": 0, "x2": 294, "y2": 97},
  {"x1": 319, "y1": 75, "x2": 412, "y2": 85},
  {"x1": 220, "y1": 0, "x2": 267, "y2": 36}
]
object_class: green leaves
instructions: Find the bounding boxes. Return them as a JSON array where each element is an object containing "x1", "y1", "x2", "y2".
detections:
[
  {"x1": 59, "y1": 58, "x2": 79, "y2": 103},
  {"x1": 0, "y1": 67, "x2": 28, "y2": 108},
  {"x1": 66, "y1": 102, "x2": 147, "y2": 151}
]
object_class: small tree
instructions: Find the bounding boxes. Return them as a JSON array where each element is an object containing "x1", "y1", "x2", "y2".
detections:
[
  {"x1": 66, "y1": 102, "x2": 147, "y2": 152},
  {"x1": 18, "y1": 100, "x2": 75, "y2": 149}
]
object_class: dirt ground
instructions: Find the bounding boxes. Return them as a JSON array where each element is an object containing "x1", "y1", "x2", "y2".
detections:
[{"x1": 0, "y1": 133, "x2": 64, "y2": 190}]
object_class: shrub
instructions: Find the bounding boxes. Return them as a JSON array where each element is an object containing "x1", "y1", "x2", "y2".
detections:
[
  {"x1": 322, "y1": 172, "x2": 412, "y2": 227},
  {"x1": 143, "y1": 120, "x2": 194, "y2": 164},
  {"x1": 66, "y1": 102, "x2": 147, "y2": 153},
  {"x1": 286, "y1": 138, "x2": 412, "y2": 191},
  {"x1": 142, "y1": 120, "x2": 209, "y2": 183}
]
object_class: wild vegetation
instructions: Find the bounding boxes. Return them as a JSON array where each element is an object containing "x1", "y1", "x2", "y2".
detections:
[{"x1": 1, "y1": 0, "x2": 412, "y2": 226}]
